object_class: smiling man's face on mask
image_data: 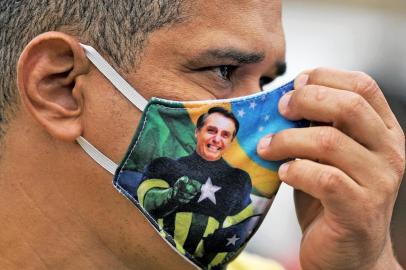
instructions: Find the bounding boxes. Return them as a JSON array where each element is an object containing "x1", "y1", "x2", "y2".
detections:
[{"x1": 195, "y1": 113, "x2": 237, "y2": 161}]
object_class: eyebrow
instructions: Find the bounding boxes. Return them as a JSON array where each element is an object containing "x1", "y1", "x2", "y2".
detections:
[{"x1": 190, "y1": 48, "x2": 266, "y2": 66}]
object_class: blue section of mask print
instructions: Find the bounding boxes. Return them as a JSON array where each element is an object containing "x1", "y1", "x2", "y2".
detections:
[{"x1": 231, "y1": 81, "x2": 308, "y2": 171}]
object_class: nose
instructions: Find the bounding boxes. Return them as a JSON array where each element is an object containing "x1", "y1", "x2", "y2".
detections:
[{"x1": 212, "y1": 134, "x2": 222, "y2": 144}]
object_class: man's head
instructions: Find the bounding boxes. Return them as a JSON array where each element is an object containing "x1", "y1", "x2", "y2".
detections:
[
  {"x1": 0, "y1": 1, "x2": 285, "y2": 269},
  {"x1": 0, "y1": 1, "x2": 186, "y2": 143},
  {"x1": 195, "y1": 107, "x2": 239, "y2": 161}
]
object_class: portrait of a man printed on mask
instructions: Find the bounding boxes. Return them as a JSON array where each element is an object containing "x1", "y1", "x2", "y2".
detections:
[
  {"x1": 138, "y1": 107, "x2": 255, "y2": 260},
  {"x1": 115, "y1": 102, "x2": 281, "y2": 267}
]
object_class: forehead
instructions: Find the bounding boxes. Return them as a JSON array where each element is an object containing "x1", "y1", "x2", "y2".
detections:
[
  {"x1": 143, "y1": 0, "x2": 284, "y2": 73},
  {"x1": 180, "y1": 1, "x2": 283, "y2": 54},
  {"x1": 189, "y1": 0, "x2": 282, "y2": 32},
  {"x1": 203, "y1": 113, "x2": 236, "y2": 131}
]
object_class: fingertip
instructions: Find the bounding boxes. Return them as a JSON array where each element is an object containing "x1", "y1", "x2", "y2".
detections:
[
  {"x1": 294, "y1": 73, "x2": 309, "y2": 90},
  {"x1": 278, "y1": 91, "x2": 293, "y2": 115},
  {"x1": 257, "y1": 134, "x2": 273, "y2": 156},
  {"x1": 278, "y1": 162, "x2": 291, "y2": 181}
]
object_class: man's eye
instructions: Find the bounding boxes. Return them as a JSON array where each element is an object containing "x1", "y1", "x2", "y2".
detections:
[{"x1": 213, "y1": 65, "x2": 236, "y2": 81}]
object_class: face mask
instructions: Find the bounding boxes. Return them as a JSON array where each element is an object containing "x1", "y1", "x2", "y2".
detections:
[{"x1": 77, "y1": 44, "x2": 309, "y2": 270}]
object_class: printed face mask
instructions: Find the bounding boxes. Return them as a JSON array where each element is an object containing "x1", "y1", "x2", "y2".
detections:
[{"x1": 77, "y1": 44, "x2": 309, "y2": 270}]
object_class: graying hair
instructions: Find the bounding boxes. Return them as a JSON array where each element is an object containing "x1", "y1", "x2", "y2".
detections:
[{"x1": 0, "y1": 0, "x2": 187, "y2": 141}]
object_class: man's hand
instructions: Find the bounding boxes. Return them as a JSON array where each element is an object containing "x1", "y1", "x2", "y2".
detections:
[
  {"x1": 172, "y1": 176, "x2": 202, "y2": 204},
  {"x1": 257, "y1": 68, "x2": 405, "y2": 270}
]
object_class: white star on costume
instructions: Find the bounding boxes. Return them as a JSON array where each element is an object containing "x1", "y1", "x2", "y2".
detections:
[
  {"x1": 258, "y1": 126, "x2": 264, "y2": 132},
  {"x1": 226, "y1": 234, "x2": 240, "y2": 246},
  {"x1": 198, "y1": 177, "x2": 221, "y2": 204},
  {"x1": 261, "y1": 95, "x2": 266, "y2": 101},
  {"x1": 237, "y1": 109, "x2": 245, "y2": 118},
  {"x1": 264, "y1": 114, "x2": 270, "y2": 121},
  {"x1": 249, "y1": 101, "x2": 257, "y2": 109}
]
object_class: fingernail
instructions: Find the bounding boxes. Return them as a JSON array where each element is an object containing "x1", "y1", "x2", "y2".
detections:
[
  {"x1": 296, "y1": 74, "x2": 309, "y2": 89},
  {"x1": 278, "y1": 162, "x2": 290, "y2": 180},
  {"x1": 259, "y1": 134, "x2": 273, "y2": 150},
  {"x1": 279, "y1": 92, "x2": 292, "y2": 115}
]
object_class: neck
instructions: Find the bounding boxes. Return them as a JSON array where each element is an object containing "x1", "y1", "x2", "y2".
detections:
[
  {"x1": 0, "y1": 114, "x2": 196, "y2": 270},
  {"x1": 193, "y1": 151, "x2": 223, "y2": 163},
  {"x1": 0, "y1": 115, "x2": 131, "y2": 269}
]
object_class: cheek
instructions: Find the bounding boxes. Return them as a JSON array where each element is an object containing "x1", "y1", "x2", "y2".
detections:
[
  {"x1": 223, "y1": 138, "x2": 232, "y2": 146},
  {"x1": 202, "y1": 133, "x2": 213, "y2": 142},
  {"x1": 82, "y1": 78, "x2": 143, "y2": 164},
  {"x1": 198, "y1": 136, "x2": 207, "y2": 147},
  {"x1": 108, "y1": 115, "x2": 142, "y2": 163}
]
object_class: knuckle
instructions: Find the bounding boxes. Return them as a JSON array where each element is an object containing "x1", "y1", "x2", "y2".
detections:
[
  {"x1": 379, "y1": 130, "x2": 406, "y2": 183},
  {"x1": 339, "y1": 92, "x2": 365, "y2": 118},
  {"x1": 378, "y1": 175, "x2": 398, "y2": 196},
  {"x1": 314, "y1": 85, "x2": 329, "y2": 101},
  {"x1": 275, "y1": 129, "x2": 291, "y2": 148},
  {"x1": 299, "y1": 84, "x2": 322, "y2": 103},
  {"x1": 293, "y1": 83, "x2": 327, "y2": 110},
  {"x1": 318, "y1": 167, "x2": 342, "y2": 195},
  {"x1": 317, "y1": 127, "x2": 343, "y2": 152},
  {"x1": 386, "y1": 145, "x2": 406, "y2": 181},
  {"x1": 398, "y1": 128, "x2": 406, "y2": 152},
  {"x1": 311, "y1": 67, "x2": 328, "y2": 79},
  {"x1": 352, "y1": 71, "x2": 381, "y2": 99}
]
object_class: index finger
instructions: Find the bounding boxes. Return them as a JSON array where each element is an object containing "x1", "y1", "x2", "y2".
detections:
[{"x1": 296, "y1": 68, "x2": 400, "y2": 130}]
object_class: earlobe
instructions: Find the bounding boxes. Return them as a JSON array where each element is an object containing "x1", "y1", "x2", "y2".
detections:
[{"x1": 17, "y1": 31, "x2": 90, "y2": 141}]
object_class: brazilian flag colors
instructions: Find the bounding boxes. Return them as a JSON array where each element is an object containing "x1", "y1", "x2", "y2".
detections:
[
  {"x1": 121, "y1": 81, "x2": 307, "y2": 198},
  {"x1": 114, "y1": 81, "x2": 308, "y2": 269}
]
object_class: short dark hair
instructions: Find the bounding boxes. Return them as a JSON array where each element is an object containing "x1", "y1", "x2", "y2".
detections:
[
  {"x1": 196, "y1": 107, "x2": 240, "y2": 138},
  {"x1": 0, "y1": 0, "x2": 188, "y2": 142}
]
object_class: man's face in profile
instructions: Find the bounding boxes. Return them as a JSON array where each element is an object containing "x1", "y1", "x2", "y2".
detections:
[
  {"x1": 87, "y1": 0, "x2": 283, "y2": 264},
  {"x1": 1, "y1": 1, "x2": 285, "y2": 269},
  {"x1": 195, "y1": 113, "x2": 236, "y2": 161}
]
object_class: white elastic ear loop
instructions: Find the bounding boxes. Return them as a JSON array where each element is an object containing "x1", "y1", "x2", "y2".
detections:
[
  {"x1": 76, "y1": 44, "x2": 147, "y2": 174},
  {"x1": 80, "y1": 44, "x2": 148, "y2": 111},
  {"x1": 76, "y1": 136, "x2": 118, "y2": 175}
]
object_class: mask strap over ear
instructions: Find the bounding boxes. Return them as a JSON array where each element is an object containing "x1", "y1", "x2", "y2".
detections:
[
  {"x1": 76, "y1": 44, "x2": 148, "y2": 175},
  {"x1": 79, "y1": 44, "x2": 148, "y2": 111}
]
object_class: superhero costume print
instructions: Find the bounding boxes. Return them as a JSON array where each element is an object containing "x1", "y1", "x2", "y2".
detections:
[{"x1": 137, "y1": 151, "x2": 255, "y2": 267}]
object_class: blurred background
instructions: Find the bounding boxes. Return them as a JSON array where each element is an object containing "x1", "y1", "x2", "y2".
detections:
[{"x1": 245, "y1": 0, "x2": 406, "y2": 269}]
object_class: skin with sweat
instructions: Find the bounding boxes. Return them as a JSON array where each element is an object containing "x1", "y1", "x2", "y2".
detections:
[{"x1": 0, "y1": 0, "x2": 404, "y2": 270}]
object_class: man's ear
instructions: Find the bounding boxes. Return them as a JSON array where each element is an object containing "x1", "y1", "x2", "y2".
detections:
[{"x1": 17, "y1": 31, "x2": 90, "y2": 141}]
